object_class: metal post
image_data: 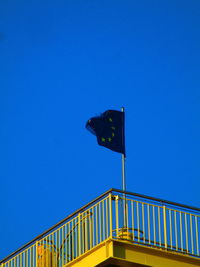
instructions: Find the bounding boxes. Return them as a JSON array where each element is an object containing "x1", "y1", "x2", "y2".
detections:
[
  {"x1": 121, "y1": 107, "x2": 127, "y2": 228},
  {"x1": 122, "y1": 153, "x2": 126, "y2": 193}
]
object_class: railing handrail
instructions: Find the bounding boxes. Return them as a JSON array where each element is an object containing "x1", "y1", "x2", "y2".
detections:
[
  {"x1": 1, "y1": 188, "x2": 199, "y2": 264},
  {"x1": 112, "y1": 188, "x2": 200, "y2": 212}
]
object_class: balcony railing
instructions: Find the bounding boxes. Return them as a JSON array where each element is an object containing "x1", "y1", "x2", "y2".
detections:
[{"x1": 1, "y1": 189, "x2": 200, "y2": 267}]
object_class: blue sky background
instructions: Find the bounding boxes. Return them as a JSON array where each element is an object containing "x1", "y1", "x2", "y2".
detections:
[{"x1": 0, "y1": 0, "x2": 200, "y2": 259}]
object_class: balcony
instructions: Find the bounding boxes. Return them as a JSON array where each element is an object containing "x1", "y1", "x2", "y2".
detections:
[{"x1": 1, "y1": 189, "x2": 200, "y2": 267}]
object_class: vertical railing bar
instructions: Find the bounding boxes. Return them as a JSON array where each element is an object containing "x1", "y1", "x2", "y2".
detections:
[
  {"x1": 70, "y1": 220, "x2": 74, "y2": 261},
  {"x1": 61, "y1": 225, "x2": 64, "y2": 265},
  {"x1": 99, "y1": 203, "x2": 102, "y2": 243},
  {"x1": 25, "y1": 249, "x2": 27, "y2": 267},
  {"x1": 163, "y1": 206, "x2": 167, "y2": 249},
  {"x1": 108, "y1": 196, "x2": 111, "y2": 238},
  {"x1": 36, "y1": 241, "x2": 38, "y2": 267},
  {"x1": 185, "y1": 213, "x2": 188, "y2": 253},
  {"x1": 80, "y1": 214, "x2": 84, "y2": 253},
  {"x1": 31, "y1": 247, "x2": 33, "y2": 267},
  {"x1": 102, "y1": 200, "x2": 105, "y2": 241},
  {"x1": 16, "y1": 253, "x2": 18, "y2": 267},
  {"x1": 69, "y1": 222, "x2": 72, "y2": 261},
  {"x1": 73, "y1": 220, "x2": 76, "y2": 260},
  {"x1": 61, "y1": 227, "x2": 63, "y2": 264},
  {"x1": 57, "y1": 228, "x2": 60, "y2": 267},
  {"x1": 86, "y1": 212, "x2": 89, "y2": 252},
  {"x1": 27, "y1": 247, "x2": 31, "y2": 267},
  {"x1": 95, "y1": 205, "x2": 98, "y2": 245},
  {"x1": 169, "y1": 210, "x2": 172, "y2": 249},
  {"x1": 102, "y1": 201, "x2": 104, "y2": 242},
  {"x1": 31, "y1": 246, "x2": 33, "y2": 267},
  {"x1": 105, "y1": 199, "x2": 107, "y2": 239},
  {"x1": 83, "y1": 214, "x2": 86, "y2": 254},
  {"x1": 109, "y1": 193, "x2": 113, "y2": 238},
  {"x1": 42, "y1": 238, "x2": 45, "y2": 267},
  {"x1": 180, "y1": 212, "x2": 183, "y2": 251},
  {"x1": 91, "y1": 208, "x2": 94, "y2": 247},
  {"x1": 45, "y1": 237, "x2": 48, "y2": 267},
  {"x1": 195, "y1": 216, "x2": 199, "y2": 256},
  {"x1": 142, "y1": 203, "x2": 145, "y2": 243},
  {"x1": 50, "y1": 233, "x2": 53, "y2": 265},
  {"x1": 147, "y1": 204, "x2": 150, "y2": 244},
  {"x1": 20, "y1": 252, "x2": 22, "y2": 267},
  {"x1": 35, "y1": 244, "x2": 37, "y2": 267},
  {"x1": 126, "y1": 200, "x2": 129, "y2": 230},
  {"x1": 52, "y1": 232, "x2": 56, "y2": 265},
  {"x1": 92, "y1": 206, "x2": 95, "y2": 247},
  {"x1": 78, "y1": 214, "x2": 81, "y2": 257},
  {"x1": 131, "y1": 201, "x2": 134, "y2": 241},
  {"x1": 82, "y1": 214, "x2": 85, "y2": 254},
  {"x1": 48, "y1": 236, "x2": 51, "y2": 267},
  {"x1": 158, "y1": 207, "x2": 161, "y2": 247},
  {"x1": 174, "y1": 211, "x2": 178, "y2": 250},
  {"x1": 56, "y1": 230, "x2": 59, "y2": 265},
  {"x1": 106, "y1": 198, "x2": 109, "y2": 239},
  {"x1": 70, "y1": 221, "x2": 73, "y2": 261},
  {"x1": 115, "y1": 196, "x2": 119, "y2": 238},
  {"x1": 30, "y1": 246, "x2": 32, "y2": 267},
  {"x1": 73, "y1": 219, "x2": 76, "y2": 259},
  {"x1": 89, "y1": 209, "x2": 92, "y2": 250},
  {"x1": 16, "y1": 255, "x2": 19, "y2": 267},
  {"x1": 76, "y1": 217, "x2": 79, "y2": 258},
  {"x1": 190, "y1": 214, "x2": 194, "y2": 255},
  {"x1": 109, "y1": 193, "x2": 113, "y2": 239},
  {"x1": 47, "y1": 236, "x2": 49, "y2": 267},
  {"x1": 137, "y1": 202, "x2": 140, "y2": 243},
  {"x1": 91, "y1": 208, "x2": 94, "y2": 248},
  {"x1": 153, "y1": 206, "x2": 156, "y2": 246}
]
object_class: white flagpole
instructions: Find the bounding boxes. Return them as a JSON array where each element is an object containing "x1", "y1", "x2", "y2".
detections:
[{"x1": 121, "y1": 107, "x2": 127, "y2": 228}]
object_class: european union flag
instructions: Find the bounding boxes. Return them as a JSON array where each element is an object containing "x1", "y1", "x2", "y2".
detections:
[{"x1": 86, "y1": 110, "x2": 125, "y2": 155}]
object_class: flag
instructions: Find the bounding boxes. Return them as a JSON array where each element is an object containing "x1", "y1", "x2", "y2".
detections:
[{"x1": 86, "y1": 109, "x2": 125, "y2": 155}]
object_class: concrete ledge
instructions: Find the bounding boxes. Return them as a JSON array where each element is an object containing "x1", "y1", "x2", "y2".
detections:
[{"x1": 65, "y1": 238, "x2": 200, "y2": 267}]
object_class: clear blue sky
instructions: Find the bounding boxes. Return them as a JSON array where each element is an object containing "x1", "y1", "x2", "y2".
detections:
[{"x1": 0, "y1": 0, "x2": 200, "y2": 259}]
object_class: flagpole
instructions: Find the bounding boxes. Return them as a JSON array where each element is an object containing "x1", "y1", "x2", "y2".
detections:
[{"x1": 121, "y1": 107, "x2": 127, "y2": 228}]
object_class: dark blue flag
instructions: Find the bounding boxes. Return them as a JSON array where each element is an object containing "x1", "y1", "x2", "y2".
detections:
[{"x1": 86, "y1": 110, "x2": 125, "y2": 155}]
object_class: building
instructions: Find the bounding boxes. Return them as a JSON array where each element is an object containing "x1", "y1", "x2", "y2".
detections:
[{"x1": 1, "y1": 189, "x2": 200, "y2": 267}]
